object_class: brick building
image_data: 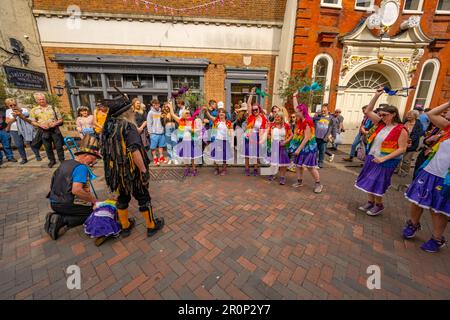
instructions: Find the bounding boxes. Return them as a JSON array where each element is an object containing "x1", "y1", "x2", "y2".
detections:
[
  {"x1": 292, "y1": 0, "x2": 450, "y2": 143},
  {"x1": 31, "y1": 0, "x2": 299, "y2": 115}
]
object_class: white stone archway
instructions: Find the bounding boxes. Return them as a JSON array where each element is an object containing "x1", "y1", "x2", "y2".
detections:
[
  {"x1": 336, "y1": 17, "x2": 433, "y2": 144},
  {"x1": 337, "y1": 58, "x2": 410, "y2": 143}
]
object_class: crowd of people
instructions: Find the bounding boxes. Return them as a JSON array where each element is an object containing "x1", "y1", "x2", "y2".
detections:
[{"x1": 1, "y1": 87, "x2": 448, "y2": 253}]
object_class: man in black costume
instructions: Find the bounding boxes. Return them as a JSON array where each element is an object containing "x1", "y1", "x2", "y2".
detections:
[{"x1": 101, "y1": 92, "x2": 164, "y2": 237}]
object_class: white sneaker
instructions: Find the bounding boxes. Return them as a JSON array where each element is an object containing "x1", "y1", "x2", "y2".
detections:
[
  {"x1": 329, "y1": 154, "x2": 335, "y2": 162},
  {"x1": 167, "y1": 160, "x2": 172, "y2": 165}
]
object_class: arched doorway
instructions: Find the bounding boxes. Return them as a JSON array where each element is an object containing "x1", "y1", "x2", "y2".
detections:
[{"x1": 337, "y1": 61, "x2": 408, "y2": 144}]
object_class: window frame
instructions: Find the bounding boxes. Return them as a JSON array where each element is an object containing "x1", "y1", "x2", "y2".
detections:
[
  {"x1": 436, "y1": 0, "x2": 450, "y2": 14},
  {"x1": 354, "y1": 0, "x2": 375, "y2": 11},
  {"x1": 403, "y1": 0, "x2": 424, "y2": 14},
  {"x1": 312, "y1": 54, "x2": 334, "y2": 105},
  {"x1": 320, "y1": 0, "x2": 342, "y2": 9},
  {"x1": 412, "y1": 59, "x2": 441, "y2": 110}
]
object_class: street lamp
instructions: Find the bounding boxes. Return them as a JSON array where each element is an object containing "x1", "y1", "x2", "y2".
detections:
[{"x1": 53, "y1": 80, "x2": 79, "y2": 118}]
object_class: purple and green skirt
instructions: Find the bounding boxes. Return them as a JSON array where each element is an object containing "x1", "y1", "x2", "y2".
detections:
[
  {"x1": 211, "y1": 139, "x2": 233, "y2": 162},
  {"x1": 84, "y1": 206, "x2": 121, "y2": 238},
  {"x1": 405, "y1": 169, "x2": 450, "y2": 216},
  {"x1": 355, "y1": 155, "x2": 396, "y2": 196}
]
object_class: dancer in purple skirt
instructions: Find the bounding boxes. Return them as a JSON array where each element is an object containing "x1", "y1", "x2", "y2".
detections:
[
  {"x1": 289, "y1": 94, "x2": 323, "y2": 194},
  {"x1": 355, "y1": 88, "x2": 409, "y2": 216},
  {"x1": 204, "y1": 106, "x2": 234, "y2": 176},
  {"x1": 402, "y1": 101, "x2": 450, "y2": 253},
  {"x1": 241, "y1": 87, "x2": 268, "y2": 176},
  {"x1": 168, "y1": 101, "x2": 203, "y2": 177},
  {"x1": 267, "y1": 111, "x2": 293, "y2": 185}
]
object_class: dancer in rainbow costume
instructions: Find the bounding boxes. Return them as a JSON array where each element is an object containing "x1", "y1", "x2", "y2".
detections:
[
  {"x1": 267, "y1": 111, "x2": 292, "y2": 185},
  {"x1": 289, "y1": 93, "x2": 323, "y2": 193},
  {"x1": 354, "y1": 88, "x2": 409, "y2": 216},
  {"x1": 204, "y1": 106, "x2": 234, "y2": 175},
  {"x1": 403, "y1": 101, "x2": 450, "y2": 253}
]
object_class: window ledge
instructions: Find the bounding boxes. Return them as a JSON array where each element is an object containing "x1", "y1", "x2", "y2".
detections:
[
  {"x1": 320, "y1": 4, "x2": 343, "y2": 9},
  {"x1": 435, "y1": 10, "x2": 450, "y2": 15},
  {"x1": 355, "y1": 7, "x2": 374, "y2": 11},
  {"x1": 403, "y1": 10, "x2": 423, "y2": 14}
]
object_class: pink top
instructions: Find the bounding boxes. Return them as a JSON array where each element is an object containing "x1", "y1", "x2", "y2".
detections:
[{"x1": 76, "y1": 115, "x2": 94, "y2": 135}]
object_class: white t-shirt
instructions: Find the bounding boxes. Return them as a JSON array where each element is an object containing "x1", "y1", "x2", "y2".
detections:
[
  {"x1": 6, "y1": 108, "x2": 28, "y2": 131},
  {"x1": 424, "y1": 138, "x2": 450, "y2": 178},
  {"x1": 369, "y1": 125, "x2": 395, "y2": 158},
  {"x1": 182, "y1": 122, "x2": 193, "y2": 141},
  {"x1": 253, "y1": 118, "x2": 262, "y2": 133},
  {"x1": 216, "y1": 121, "x2": 228, "y2": 140},
  {"x1": 272, "y1": 126, "x2": 286, "y2": 141}
]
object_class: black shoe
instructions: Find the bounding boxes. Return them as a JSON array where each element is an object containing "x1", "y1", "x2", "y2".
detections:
[
  {"x1": 121, "y1": 217, "x2": 135, "y2": 238},
  {"x1": 147, "y1": 218, "x2": 165, "y2": 237},
  {"x1": 48, "y1": 161, "x2": 56, "y2": 168},
  {"x1": 0, "y1": 160, "x2": 3, "y2": 166},
  {"x1": 8, "y1": 158, "x2": 18, "y2": 163},
  {"x1": 36, "y1": 157, "x2": 42, "y2": 162},
  {"x1": 44, "y1": 212, "x2": 54, "y2": 234},
  {"x1": 20, "y1": 159, "x2": 28, "y2": 165},
  {"x1": 47, "y1": 214, "x2": 66, "y2": 240}
]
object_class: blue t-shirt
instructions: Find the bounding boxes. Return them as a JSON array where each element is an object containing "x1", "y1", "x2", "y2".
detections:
[
  {"x1": 72, "y1": 164, "x2": 89, "y2": 184},
  {"x1": 418, "y1": 113, "x2": 430, "y2": 132}
]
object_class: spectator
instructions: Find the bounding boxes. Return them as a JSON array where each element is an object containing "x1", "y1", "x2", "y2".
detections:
[
  {"x1": 313, "y1": 105, "x2": 334, "y2": 167},
  {"x1": 76, "y1": 106, "x2": 95, "y2": 139},
  {"x1": 268, "y1": 105, "x2": 280, "y2": 122},
  {"x1": 343, "y1": 106, "x2": 373, "y2": 162},
  {"x1": 330, "y1": 109, "x2": 344, "y2": 150},
  {"x1": 29, "y1": 92, "x2": 65, "y2": 168},
  {"x1": 93, "y1": 102, "x2": 108, "y2": 136},
  {"x1": 5, "y1": 98, "x2": 40, "y2": 164},
  {"x1": 0, "y1": 103, "x2": 17, "y2": 165},
  {"x1": 131, "y1": 99, "x2": 149, "y2": 150},
  {"x1": 161, "y1": 102, "x2": 178, "y2": 164},
  {"x1": 147, "y1": 99, "x2": 166, "y2": 165},
  {"x1": 398, "y1": 110, "x2": 424, "y2": 177},
  {"x1": 415, "y1": 105, "x2": 430, "y2": 132}
]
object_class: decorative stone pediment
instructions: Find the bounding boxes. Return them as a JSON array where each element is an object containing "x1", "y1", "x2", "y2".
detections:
[{"x1": 339, "y1": 18, "x2": 433, "y2": 82}]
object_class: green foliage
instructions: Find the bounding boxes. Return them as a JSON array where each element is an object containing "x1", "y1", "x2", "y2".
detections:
[
  {"x1": 182, "y1": 91, "x2": 206, "y2": 111},
  {"x1": 277, "y1": 67, "x2": 325, "y2": 111}
]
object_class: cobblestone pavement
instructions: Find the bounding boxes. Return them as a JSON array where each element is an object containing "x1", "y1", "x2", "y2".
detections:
[{"x1": 0, "y1": 148, "x2": 449, "y2": 300}]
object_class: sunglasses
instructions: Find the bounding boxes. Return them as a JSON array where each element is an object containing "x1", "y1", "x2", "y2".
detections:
[
  {"x1": 252, "y1": 109, "x2": 259, "y2": 112},
  {"x1": 379, "y1": 112, "x2": 392, "y2": 117}
]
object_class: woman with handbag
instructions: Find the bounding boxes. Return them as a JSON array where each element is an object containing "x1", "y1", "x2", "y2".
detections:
[{"x1": 29, "y1": 92, "x2": 65, "y2": 168}]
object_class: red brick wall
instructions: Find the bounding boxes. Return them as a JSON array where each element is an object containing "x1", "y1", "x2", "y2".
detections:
[
  {"x1": 32, "y1": 0, "x2": 286, "y2": 22},
  {"x1": 42, "y1": 47, "x2": 276, "y2": 113},
  {"x1": 293, "y1": 0, "x2": 450, "y2": 111}
]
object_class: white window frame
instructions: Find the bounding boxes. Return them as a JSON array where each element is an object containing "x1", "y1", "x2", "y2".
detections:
[
  {"x1": 412, "y1": 59, "x2": 441, "y2": 110},
  {"x1": 312, "y1": 54, "x2": 334, "y2": 105},
  {"x1": 320, "y1": 0, "x2": 342, "y2": 9},
  {"x1": 436, "y1": 0, "x2": 450, "y2": 14},
  {"x1": 354, "y1": 0, "x2": 375, "y2": 11},
  {"x1": 403, "y1": 0, "x2": 424, "y2": 14}
]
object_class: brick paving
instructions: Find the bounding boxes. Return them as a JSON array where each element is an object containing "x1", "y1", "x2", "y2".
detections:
[{"x1": 0, "y1": 148, "x2": 449, "y2": 300}]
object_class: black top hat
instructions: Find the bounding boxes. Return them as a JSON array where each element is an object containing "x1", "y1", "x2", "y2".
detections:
[{"x1": 102, "y1": 87, "x2": 131, "y2": 117}]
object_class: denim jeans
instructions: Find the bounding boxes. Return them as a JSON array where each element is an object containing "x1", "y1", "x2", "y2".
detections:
[
  {"x1": 316, "y1": 138, "x2": 332, "y2": 164},
  {"x1": 349, "y1": 133, "x2": 362, "y2": 158},
  {"x1": 0, "y1": 130, "x2": 14, "y2": 161},
  {"x1": 10, "y1": 130, "x2": 41, "y2": 160}
]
